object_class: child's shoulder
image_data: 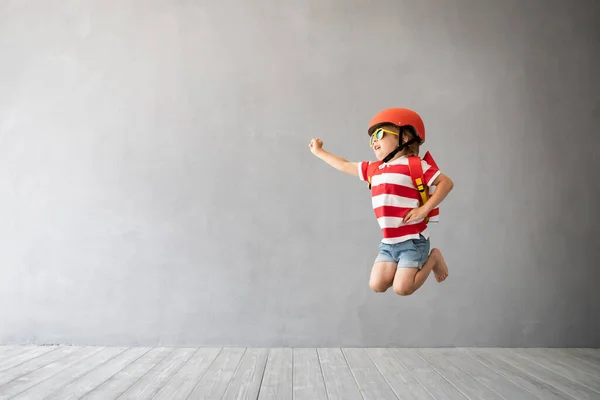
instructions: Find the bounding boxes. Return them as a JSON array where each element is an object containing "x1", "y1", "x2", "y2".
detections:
[{"x1": 366, "y1": 160, "x2": 383, "y2": 173}]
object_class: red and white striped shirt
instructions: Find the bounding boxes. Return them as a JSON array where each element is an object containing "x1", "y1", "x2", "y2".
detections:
[{"x1": 358, "y1": 156, "x2": 441, "y2": 244}]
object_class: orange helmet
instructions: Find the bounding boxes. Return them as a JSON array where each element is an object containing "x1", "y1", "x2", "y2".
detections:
[{"x1": 367, "y1": 108, "x2": 425, "y2": 143}]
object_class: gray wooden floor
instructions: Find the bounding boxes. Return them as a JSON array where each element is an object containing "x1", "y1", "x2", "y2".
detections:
[{"x1": 0, "y1": 346, "x2": 599, "y2": 399}]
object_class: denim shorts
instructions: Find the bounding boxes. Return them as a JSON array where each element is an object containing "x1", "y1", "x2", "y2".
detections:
[{"x1": 375, "y1": 234, "x2": 431, "y2": 268}]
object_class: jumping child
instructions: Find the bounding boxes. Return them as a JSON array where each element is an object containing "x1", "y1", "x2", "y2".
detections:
[{"x1": 309, "y1": 108, "x2": 453, "y2": 296}]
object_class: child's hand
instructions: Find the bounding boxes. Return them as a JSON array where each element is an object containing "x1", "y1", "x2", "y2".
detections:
[
  {"x1": 403, "y1": 206, "x2": 430, "y2": 224},
  {"x1": 309, "y1": 138, "x2": 323, "y2": 155}
]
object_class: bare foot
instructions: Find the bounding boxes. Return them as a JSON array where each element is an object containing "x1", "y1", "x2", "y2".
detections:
[{"x1": 431, "y1": 248, "x2": 448, "y2": 282}]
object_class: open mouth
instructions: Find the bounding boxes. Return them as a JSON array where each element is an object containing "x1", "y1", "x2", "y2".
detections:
[{"x1": 374, "y1": 145, "x2": 381, "y2": 151}]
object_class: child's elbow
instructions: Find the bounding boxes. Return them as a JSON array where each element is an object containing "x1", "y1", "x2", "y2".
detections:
[{"x1": 442, "y1": 175, "x2": 454, "y2": 191}]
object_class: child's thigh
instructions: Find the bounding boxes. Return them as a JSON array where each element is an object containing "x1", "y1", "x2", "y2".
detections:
[
  {"x1": 393, "y1": 267, "x2": 419, "y2": 293},
  {"x1": 370, "y1": 262, "x2": 397, "y2": 281},
  {"x1": 369, "y1": 262, "x2": 397, "y2": 290}
]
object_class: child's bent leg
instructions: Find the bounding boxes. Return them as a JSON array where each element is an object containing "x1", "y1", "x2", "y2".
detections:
[
  {"x1": 428, "y1": 248, "x2": 449, "y2": 283},
  {"x1": 392, "y1": 248, "x2": 448, "y2": 295},
  {"x1": 392, "y1": 268, "x2": 419, "y2": 296},
  {"x1": 369, "y1": 262, "x2": 397, "y2": 292}
]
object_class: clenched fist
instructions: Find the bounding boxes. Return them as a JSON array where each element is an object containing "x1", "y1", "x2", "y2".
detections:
[{"x1": 309, "y1": 138, "x2": 323, "y2": 155}]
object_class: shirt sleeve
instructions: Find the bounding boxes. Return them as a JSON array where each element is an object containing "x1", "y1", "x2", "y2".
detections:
[
  {"x1": 357, "y1": 161, "x2": 370, "y2": 181},
  {"x1": 422, "y1": 159, "x2": 441, "y2": 186}
]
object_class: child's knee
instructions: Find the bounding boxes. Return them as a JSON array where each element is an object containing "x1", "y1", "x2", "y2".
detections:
[
  {"x1": 393, "y1": 284, "x2": 415, "y2": 296},
  {"x1": 369, "y1": 280, "x2": 390, "y2": 293},
  {"x1": 370, "y1": 282, "x2": 389, "y2": 293}
]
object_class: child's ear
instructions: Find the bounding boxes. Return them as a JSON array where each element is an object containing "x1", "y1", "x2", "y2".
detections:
[{"x1": 401, "y1": 129, "x2": 415, "y2": 144}]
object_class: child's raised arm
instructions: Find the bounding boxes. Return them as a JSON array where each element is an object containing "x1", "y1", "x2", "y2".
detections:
[{"x1": 309, "y1": 138, "x2": 359, "y2": 177}]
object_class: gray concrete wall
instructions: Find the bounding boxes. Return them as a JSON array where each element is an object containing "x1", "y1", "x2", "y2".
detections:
[{"x1": 1, "y1": 0, "x2": 598, "y2": 347}]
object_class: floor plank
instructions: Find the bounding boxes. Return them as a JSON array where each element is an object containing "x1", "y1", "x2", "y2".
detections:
[
  {"x1": 544, "y1": 349, "x2": 600, "y2": 379},
  {"x1": 0, "y1": 347, "x2": 26, "y2": 358},
  {"x1": 292, "y1": 348, "x2": 328, "y2": 400},
  {"x1": 486, "y1": 348, "x2": 600, "y2": 400},
  {"x1": 80, "y1": 347, "x2": 174, "y2": 399},
  {"x1": 44, "y1": 347, "x2": 151, "y2": 400},
  {"x1": 391, "y1": 349, "x2": 467, "y2": 400},
  {"x1": 0, "y1": 347, "x2": 43, "y2": 362},
  {"x1": 317, "y1": 348, "x2": 362, "y2": 400},
  {"x1": 439, "y1": 349, "x2": 539, "y2": 400},
  {"x1": 222, "y1": 348, "x2": 269, "y2": 400},
  {"x1": 116, "y1": 347, "x2": 196, "y2": 399},
  {"x1": 11, "y1": 347, "x2": 128, "y2": 400},
  {"x1": 0, "y1": 346, "x2": 81, "y2": 388},
  {"x1": 187, "y1": 347, "x2": 246, "y2": 400},
  {"x1": 343, "y1": 347, "x2": 398, "y2": 400},
  {"x1": 466, "y1": 348, "x2": 576, "y2": 400},
  {"x1": 152, "y1": 348, "x2": 222, "y2": 400},
  {"x1": 557, "y1": 349, "x2": 600, "y2": 368},
  {"x1": 572, "y1": 350, "x2": 600, "y2": 364},
  {"x1": 0, "y1": 346, "x2": 58, "y2": 373},
  {"x1": 0, "y1": 346, "x2": 100, "y2": 399},
  {"x1": 366, "y1": 348, "x2": 433, "y2": 400},
  {"x1": 517, "y1": 349, "x2": 600, "y2": 394},
  {"x1": 416, "y1": 348, "x2": 505, "y2": 399},
  {"x1": 258, "y1": 348, "x2": 293, "y2": 400}
]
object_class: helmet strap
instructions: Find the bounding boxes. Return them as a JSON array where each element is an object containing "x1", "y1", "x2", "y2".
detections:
[{"x1": 382, "y1": 138, "x2": 416, "y2": 163}]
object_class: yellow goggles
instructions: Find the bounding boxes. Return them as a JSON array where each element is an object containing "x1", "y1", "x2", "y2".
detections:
[{"x1": 369, "y1": 128, "x2": 399, "y2": 147}]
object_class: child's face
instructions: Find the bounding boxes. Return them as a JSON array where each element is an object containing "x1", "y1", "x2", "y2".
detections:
[{"x1": 370, "y1": 125, "x2": 400, "y2": 160}]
